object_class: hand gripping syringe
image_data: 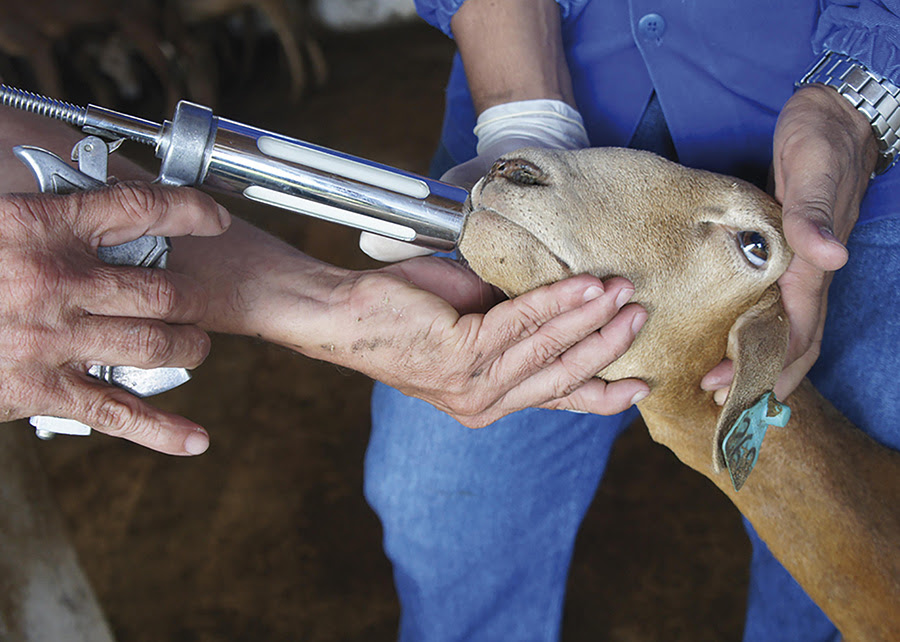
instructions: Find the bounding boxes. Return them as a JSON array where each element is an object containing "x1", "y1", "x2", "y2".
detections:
[
  {"x1": 0, "y1": 85, "x2": 468, "y2": 438},
  {"x1": 0, "y1": 85, "x2": 468, "y2": 252}
]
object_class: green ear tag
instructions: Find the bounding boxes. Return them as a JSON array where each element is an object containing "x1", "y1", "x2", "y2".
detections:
[{"x1": 722, "y1": 392, "x2": 791, "y2": 492}]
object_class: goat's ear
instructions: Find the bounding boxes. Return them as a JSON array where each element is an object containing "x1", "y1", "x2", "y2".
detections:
[{"x1": 712, "y1": 285, "x2": 790, "y2": 472}]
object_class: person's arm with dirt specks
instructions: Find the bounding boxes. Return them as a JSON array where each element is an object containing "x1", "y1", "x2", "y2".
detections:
[{"x1": 170, "y1": 218, "x2": 648, "y2": 429}]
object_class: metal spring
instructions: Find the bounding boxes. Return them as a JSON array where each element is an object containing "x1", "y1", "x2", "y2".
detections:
[{"x1": 0, "y1": 85, "x2": 87, "y2": 127}]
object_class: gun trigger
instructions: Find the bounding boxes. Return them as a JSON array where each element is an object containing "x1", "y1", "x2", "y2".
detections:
[{"x1": 71, "y1": 135, "x2": 111, "y2": 183}]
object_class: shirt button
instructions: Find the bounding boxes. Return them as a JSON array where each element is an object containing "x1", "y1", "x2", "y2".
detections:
[{"x1": 638, "y1": 13, "x2": 666, "y2": 41}]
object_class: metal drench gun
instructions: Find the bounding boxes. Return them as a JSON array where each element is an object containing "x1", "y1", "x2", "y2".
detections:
[{"x1": 0, "y1": 84, "x2": 468, "y2": 439}]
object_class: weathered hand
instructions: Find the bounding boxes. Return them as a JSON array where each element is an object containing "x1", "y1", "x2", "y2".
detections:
[
  {"x1": 770, "y1": 85, "x2": 877, "y2": 397},
  {"x1": 321, "y1": 257, "x2": 648, "y2": 427},
  {"x1": 702, "y1": 84, "x2": 878, "y2": 401},
  {"x1": 0, "y1": 182, "x2": 230, "y2": 455}
]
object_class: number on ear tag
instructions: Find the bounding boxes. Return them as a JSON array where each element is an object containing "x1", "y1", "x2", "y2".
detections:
[{"x1": 722, "y1": 392, "x2": 791, "y2": 492}]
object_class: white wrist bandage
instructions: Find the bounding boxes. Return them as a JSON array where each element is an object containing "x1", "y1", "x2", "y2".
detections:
[{"x1": 474, "y1": 99, "x2": 590, "y2": 154}]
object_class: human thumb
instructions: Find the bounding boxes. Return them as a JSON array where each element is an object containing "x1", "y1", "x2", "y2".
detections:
[{"x1": 780, "y1": 191, "x2": 849, "y2": 272}]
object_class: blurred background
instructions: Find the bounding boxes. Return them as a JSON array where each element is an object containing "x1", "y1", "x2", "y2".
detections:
[{"x1": 5, "y1": 1, "x2": 751, "y2": 639}]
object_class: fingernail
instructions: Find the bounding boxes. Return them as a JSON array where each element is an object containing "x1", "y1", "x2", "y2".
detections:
[
  {"x1": 582, "y1": 285, "x2": 605, "y2": 302},
  {"x1": 184, "y1": 429, "x2": 209, "y2": 455},
  {"x1": 216, "y1": 203, "x2": 232, "y2": 229},
  {"x1": 631, "y1": 310, "x2": 647, "y2": 334},
  {"x1": 714, "y1": 388, "x2": 729, "y2": 406},
  {"x1": 615, "y1": 287, "x2": 635, "y2": 309},
  {"x1": 818, "y1": 225, "x2": 840, "y2": 244},
  {"x1": 630, "y1": 389, "x2": 649, "y2": 406}
]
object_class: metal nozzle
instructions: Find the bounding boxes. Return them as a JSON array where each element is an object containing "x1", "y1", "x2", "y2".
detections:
[
  {"x1": 0, "y1": 84, "x2": 163, "y2": 148},
  {"x1": 0, "y1": 84, "x2": 87, "y2": 127}
]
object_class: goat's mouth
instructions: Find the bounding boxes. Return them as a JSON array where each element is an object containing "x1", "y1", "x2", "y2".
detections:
[
  {"x1": 462, "y1": 200, "x2": 574, "y2": 267},
  {"x1": 458, "y1": 204, "x2": 578, "y2": 298}
]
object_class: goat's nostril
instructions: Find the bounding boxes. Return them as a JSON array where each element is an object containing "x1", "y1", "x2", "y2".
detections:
[{"x1": 489, "y1": 158, "x2": 547, "y2": 186}]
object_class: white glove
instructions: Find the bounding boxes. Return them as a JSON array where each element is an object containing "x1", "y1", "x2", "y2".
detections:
[{"x1": 360, "y1": 99, "x2": 590, "y2": 262}]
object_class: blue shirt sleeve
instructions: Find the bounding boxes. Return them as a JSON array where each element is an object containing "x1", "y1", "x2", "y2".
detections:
[
  {"x1": 414, "y1": 0, "x2": 588, "y2": 38},
  {"x1": 814, "y1": 1, "x2": 900, "y2": 83}
]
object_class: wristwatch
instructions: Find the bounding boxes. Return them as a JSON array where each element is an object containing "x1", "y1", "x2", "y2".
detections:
[{"x1": 797, "y1": 50, "x2": 900, "y2": 175}]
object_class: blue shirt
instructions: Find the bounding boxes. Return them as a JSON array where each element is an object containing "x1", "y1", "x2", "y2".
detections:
[{"x1": 417, "y1": 0, "x2": 900, "y2": 225}]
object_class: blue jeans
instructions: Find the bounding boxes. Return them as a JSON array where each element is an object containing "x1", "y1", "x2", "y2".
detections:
[{"x1": 366, "y1": 394, "x2": 637, "y2": 640}]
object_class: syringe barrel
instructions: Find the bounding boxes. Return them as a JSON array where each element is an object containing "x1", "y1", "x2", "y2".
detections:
[{"x1": 156, "y1": 101, "x2": 467, "y2": 251}]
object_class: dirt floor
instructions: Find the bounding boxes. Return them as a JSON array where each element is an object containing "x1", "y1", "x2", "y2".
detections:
[{"x1": 27, "y1": 22, "x2": 751, "y2": 641}]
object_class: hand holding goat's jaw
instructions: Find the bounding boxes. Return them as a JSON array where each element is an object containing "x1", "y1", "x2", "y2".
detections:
[
  {"x1": 702, "y1": 84, "x2": 879, "y2": 403},
  {"x1": 239, "y1": 246, "x2": 650, "y2": 427},
  {"x1": 332, "y1": 260, "x2": 649, "y2": 427}
]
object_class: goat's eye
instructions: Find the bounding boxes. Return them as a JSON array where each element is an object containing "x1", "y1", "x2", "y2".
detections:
[{"x1": 737, "y1": 231, "x2": 768, "y2": 268}]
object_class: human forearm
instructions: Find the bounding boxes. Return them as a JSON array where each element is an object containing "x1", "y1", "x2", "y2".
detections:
[
  {"x1": 173, "y1": 223, "x2": 650, "y2": 426},
  {"x1": 0, "y1": 106, "x2": 332, "y2": 348},
  {"x1": 169, "y1": 219, "x2": 350, "y2": 355},
  {"x1": 451, "y1": 0, "x2": 575, "y2": 113}
]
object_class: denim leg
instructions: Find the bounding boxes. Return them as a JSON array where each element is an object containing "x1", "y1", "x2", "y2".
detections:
[
  {"x1": 365, "y1": 383, "x2": 635, "y2": 641},
  {"x1": 742, "y1": 218, "x2": 900, "y2": 641}
]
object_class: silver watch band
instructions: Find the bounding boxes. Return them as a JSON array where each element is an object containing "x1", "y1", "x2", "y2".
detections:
[{"x1": 797, "y1": 51, "x2": 900, "y2": 175}]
